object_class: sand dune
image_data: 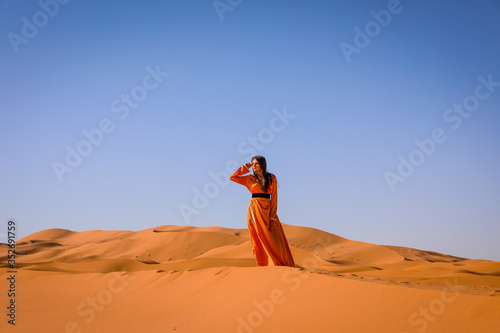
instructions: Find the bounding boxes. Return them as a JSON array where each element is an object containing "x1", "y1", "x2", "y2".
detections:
[{"x1": 1, "y1": 224, "x2": 499, "y2": 332}]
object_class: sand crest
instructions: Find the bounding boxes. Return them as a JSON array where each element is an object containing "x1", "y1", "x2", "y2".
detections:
[{"x1": 1, "y1": 224, "x2": 499, "y2": 332}]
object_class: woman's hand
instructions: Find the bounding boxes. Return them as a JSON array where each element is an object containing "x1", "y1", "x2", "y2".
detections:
[{"x1": 245, "y1": 162, "x2": 252, "y2": 169}]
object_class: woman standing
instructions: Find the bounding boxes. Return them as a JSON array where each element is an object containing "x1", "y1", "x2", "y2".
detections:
[{"x1": 230, "y1": 156, "x2": 295, "y2": 267}]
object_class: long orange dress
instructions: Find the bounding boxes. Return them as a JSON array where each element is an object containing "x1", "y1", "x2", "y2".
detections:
[{"x1": 230, "y1": 164, "x2": 295, "y2": 267}]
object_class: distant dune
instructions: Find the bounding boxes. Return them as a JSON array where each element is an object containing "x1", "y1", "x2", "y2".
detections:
[{"x1": 1, "y1": 224, "x2": 499, "y2": 332}]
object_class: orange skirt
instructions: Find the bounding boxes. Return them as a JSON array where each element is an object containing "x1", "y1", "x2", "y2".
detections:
[{"x1": 246, "y1": 197, "x2": 295, "y2": 267}]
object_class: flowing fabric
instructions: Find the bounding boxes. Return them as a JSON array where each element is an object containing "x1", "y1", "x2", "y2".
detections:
[{"x1": 230, "y1": 164, "x2": 295, "y2": 267}]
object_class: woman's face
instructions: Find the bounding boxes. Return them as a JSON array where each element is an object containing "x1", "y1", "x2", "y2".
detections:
[{"x1": 251, "y1": 159, "x2": 261, "y2": 173}]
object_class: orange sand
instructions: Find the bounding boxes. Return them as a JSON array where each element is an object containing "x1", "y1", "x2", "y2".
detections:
[{"x1": 1, "y1": 224, "x2": 499, "y2": 332}]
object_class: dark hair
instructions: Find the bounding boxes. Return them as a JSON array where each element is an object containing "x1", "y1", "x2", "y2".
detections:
[{"x1": 251, "y1": 155, "x2": 274, "y2": 192}]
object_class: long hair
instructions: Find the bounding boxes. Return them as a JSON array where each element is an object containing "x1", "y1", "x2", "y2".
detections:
[{"x1": 251, "y1": 155, "x2": 274, "y2": 192}]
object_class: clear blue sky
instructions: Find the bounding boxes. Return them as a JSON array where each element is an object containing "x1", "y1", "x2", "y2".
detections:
[{"x1": 1, "y1": 0, "x2": 499, "y2": 260}]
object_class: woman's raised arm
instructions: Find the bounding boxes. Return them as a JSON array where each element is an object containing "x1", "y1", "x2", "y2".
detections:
[{"x1": 229, "y1": 164, "x2": 251, "y2": 186}]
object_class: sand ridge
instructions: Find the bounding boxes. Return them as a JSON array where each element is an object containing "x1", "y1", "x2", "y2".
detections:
[{"x1": 1, "y1": 224, "x2": 499, "y2": 332}]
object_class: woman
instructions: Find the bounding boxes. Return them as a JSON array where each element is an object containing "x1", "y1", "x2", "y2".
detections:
[{"x1": 230, "y1": 156, "x2": 295, "y2": 267}]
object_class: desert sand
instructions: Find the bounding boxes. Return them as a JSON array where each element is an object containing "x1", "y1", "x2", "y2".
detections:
[{"x1": 1, "y1": 223, "x2": 499, "y2": 332}]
